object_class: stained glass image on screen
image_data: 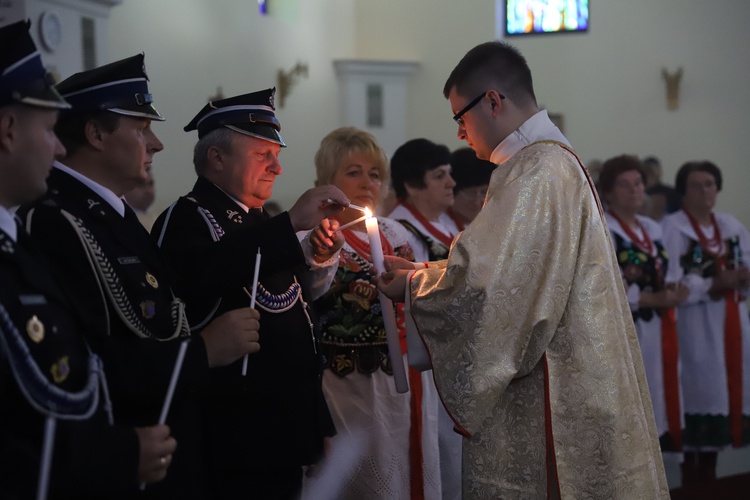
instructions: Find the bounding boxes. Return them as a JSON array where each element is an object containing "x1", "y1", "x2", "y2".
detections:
[{"x1": 506, "y1": 0, "x2": 589, "y2": 36}]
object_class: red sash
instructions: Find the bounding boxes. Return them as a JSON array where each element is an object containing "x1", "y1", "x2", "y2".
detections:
[
  {"x1": 725, "y1": 289, "x2": 744, "y2": 447},
  {"x1": 661, "y1": 308, "x2": 683, "y2": 449}
]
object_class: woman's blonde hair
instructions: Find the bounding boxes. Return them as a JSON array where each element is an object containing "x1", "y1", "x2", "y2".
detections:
[{"x1": 314, "y1": 127, "x2": 390, "y2": 190}]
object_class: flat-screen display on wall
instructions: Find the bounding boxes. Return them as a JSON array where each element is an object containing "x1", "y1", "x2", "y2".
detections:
[{"x1": 506, "y1": 1, "x2": 589, "y2": 36}]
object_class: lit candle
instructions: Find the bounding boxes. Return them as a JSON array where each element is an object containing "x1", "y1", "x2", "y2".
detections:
[{"x1": 364, "y1": 209, "x2": 409, "y2": 393}]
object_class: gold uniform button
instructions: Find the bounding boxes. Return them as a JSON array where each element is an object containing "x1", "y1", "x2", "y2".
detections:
[
  {"x1": 26, "y1": 315, "x2": 45, "y2": 343},
  {"x1": 146, "y1": 272, "x2": 159, "y2": 289}
]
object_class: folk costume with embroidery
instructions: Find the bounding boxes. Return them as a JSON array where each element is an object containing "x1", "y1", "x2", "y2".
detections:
[
  {"x1": 19, "y1": 165, "x2": 210, "y2": 499},
  {"x1": 662, "y1": 210, "x2": 750, "y2": 449},
  {"x1": 388, "y1": 202, "x2": 461, "y2": 263},
  {"x1": 153, "y1": 176, "x2": 336, "y2": 480},
  {"x1": 606, "y1": 212, "x2": 683, "y2": 452},
  {"x1": 403, "y1": 111, "x2": 668, "y2": 499},
  {"x1": 305, "y1": 216, "x2": 441, "y2": 499}
]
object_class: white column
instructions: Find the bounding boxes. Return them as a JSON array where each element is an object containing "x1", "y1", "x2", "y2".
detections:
[{"x1": 333, "y1": 59, "x2": 419, "y2": 157}]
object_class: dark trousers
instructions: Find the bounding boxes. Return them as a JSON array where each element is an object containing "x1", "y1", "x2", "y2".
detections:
[{"x1": 213, "y1": 465, "x2": 303, "y2": 500}]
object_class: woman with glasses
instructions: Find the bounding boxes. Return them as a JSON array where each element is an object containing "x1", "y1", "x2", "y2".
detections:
[
  {"x1": 599, "y1": 155, "x2": 688, "y2": 460},
  {"x1": 662, "y1": 161, "x2": 750, "y2": 486}
]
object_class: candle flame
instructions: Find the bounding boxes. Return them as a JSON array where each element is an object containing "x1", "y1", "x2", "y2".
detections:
[{"x1": 364, "y1": 207, "x2": 372, "y2": 218}]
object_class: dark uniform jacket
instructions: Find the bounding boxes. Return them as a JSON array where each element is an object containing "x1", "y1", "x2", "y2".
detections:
[
  {"x1": 19, "y1": 167, "x2": 211, "y2": 499},
  {"x1": 0, "y1": 223, "x2": 139, "y2": 499},
  {"x1": 152, "y1": 176, "x2": 335, "y2": 474}
]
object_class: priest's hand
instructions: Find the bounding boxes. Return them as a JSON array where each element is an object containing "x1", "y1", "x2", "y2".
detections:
[
  {"x1": 288, "y1": 186, "x2": 349, "y2": 232},
  {"x1": 135, "y1": 424, "x2": 177, "y2": 484},
  {"x1": 377, "y1": 268, "x2": 409, "y2": 302},
  {"x1": 384, "y1": 255, "x2": 418, "y2": 271},
  {"x1": 310, "y1": 218, "x2": 344, "y2": 263}
]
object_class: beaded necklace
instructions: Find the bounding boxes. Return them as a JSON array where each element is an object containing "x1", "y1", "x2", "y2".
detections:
[
  {"x1": 684, "y1": 210, "x2": 723, "y2": 257},
  {"x1": 609, "y1": 210, "x2": 664, "y2": 286},
  {"x1": 608, "y1": 210, "x2": 654, "y2": 255}
]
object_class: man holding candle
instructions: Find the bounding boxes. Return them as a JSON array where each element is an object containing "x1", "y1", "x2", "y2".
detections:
[
  {"x1": 0, "y1": 21, "x2": 178, "y2": 497},
  {"x1": 152, "y1": 89, "x2": 348, "y2": 499},
  {"x1": 378, "y1": 41, "x2": 669, "y2": 498},
  {"x1": 19, "y1": 55, "x2": 261, "y2": 498}
]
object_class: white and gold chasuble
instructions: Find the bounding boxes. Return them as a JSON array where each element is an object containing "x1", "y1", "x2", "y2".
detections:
[{"x1": 407, "y1": 140, "x2": 669, "y2": 499}]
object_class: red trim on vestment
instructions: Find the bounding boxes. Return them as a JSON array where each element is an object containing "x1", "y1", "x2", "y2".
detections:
[{"x1": 661, "y1": 308, "x2": 683, "y2": 450}]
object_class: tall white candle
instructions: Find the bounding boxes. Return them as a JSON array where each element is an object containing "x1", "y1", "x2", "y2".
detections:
[
  {"x1": 140, "y1": 339, "x2": 190, "y2": 490},
  {"x1": 242, "y1": 248, "x2": 262, "y2": 376},
  {"x1": 365, "y1": 213, "x2": 409, "y2": 393},
  {"x1": 36, "y1": 416, "x2": 56, "y2": 500}
]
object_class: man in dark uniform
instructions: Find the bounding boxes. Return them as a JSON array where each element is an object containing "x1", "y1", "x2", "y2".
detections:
[
  {"x1": 0, "y1": 20, "x2": 176, "y2": 498},
  {"x1": 19, "y1": 54, "x2": 261, "y2": 498},
  {"x1": 152, "y1": 89, "x2": 347, "y2": 499}
]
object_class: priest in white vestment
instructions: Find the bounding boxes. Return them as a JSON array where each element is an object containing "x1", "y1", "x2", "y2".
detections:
[{"x1": 378, "y1": 41, "x2": 669, "y2": 499}]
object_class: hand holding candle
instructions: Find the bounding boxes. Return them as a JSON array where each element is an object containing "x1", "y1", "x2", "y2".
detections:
[{"x1": 364, "y1": 209, "x2": 409, "y2": 393}]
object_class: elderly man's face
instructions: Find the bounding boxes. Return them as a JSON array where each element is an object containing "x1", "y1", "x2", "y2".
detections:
[{"x1": 219, "y1": 133, "x2": 282, "y2": 208}]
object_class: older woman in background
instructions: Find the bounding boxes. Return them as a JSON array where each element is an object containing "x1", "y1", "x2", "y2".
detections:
[
  {"x1": 303, "y1": 127, "x2": 441, "y2": 499},
  {"x1": 600, "y1": 155, "x2": 688, "y2": 460},
  {"x1": 662, "y1": 161, "x2": 750, "y2": 486},
  {"x1": 388, "y1": 138, "x2": 460, "y2": 263}
]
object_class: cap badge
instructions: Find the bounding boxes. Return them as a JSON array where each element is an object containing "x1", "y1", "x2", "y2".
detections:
[
  {"x1": 145, "y1": 272, "x2": 159, "y2": 289},
  {"x1": 26, "y1": 315, "x2": 45, "y2": 343},
  {"x1": 51, "y1": 356, "x2": 70, "y2": 384}
]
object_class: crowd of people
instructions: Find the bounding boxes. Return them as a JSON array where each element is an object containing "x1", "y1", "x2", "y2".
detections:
[{"x1": 2, "y1": 17, "x2": 748, "y2": 500}]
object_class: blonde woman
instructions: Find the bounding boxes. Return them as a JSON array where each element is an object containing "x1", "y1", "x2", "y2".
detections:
[{"x1": 303, "y1": 127, "x2": 441, "y2": 499}]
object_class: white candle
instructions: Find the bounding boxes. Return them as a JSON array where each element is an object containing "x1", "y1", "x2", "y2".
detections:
[
  {"x1": 140, "y1": 339, "x2": 190, "y2": 490},
  {"x1": 365, "y1": 212, "x2": 409, "y2": 393},
  {"x1": 159, "y1": 340, "x2": 190, "y2": 424},
  {"x1": 36, "y1": 416, "x2": 56, "y2": 500},
  {"x1": 242, "y1": 248, "x2": 262, "y2": 376}
]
